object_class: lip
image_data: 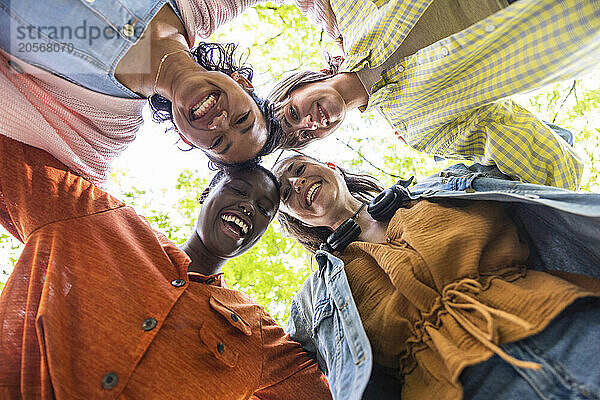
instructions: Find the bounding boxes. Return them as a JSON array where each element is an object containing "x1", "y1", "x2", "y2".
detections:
[
  {"x1": 218, "y1": 209, "x2": 253, "y2": 241},
  {"x1": 303, "y1": 181, "x2": 322, "y2": 206},
  {"x1": 189, "y1": 91, "x2": 222, "y2": 124},
  {"x1": 316, "y1": 103, "x2": 330, "y2": 126}
]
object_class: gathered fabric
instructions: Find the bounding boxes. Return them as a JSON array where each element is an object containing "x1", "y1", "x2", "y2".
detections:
[
  {"x1": 340, "y1": 200, "x2": 600, "y2": 400},
  {"x1": 434, "y1": 278, "x2": 539, "y2": 370}
]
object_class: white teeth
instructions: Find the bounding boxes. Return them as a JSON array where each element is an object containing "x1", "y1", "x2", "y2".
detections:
[
  {"x1": 221, "y1": 214, "x2": 249, "y2": 234},
  {"x1": 192, "y1": 93, "x2": 217, "y2": 119},
  {"x1": 317, "y1": 105, "x2": 328, "y2": 125},
  {"x1": 305, "y1": 182, "x2": 321, "y2": 205}
]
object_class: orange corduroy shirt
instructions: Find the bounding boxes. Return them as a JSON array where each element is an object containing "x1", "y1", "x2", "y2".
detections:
[
  {"x1": 0, "y1": 135, "x2": 331, "y2": 399},
  {"x1": 341, "y1": 200, "x2": 600, "y2": 400}
]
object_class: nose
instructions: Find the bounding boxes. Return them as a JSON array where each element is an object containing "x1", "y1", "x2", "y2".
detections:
[
  {"x1": 300, "y1": 115, "x2": 318, "y2": 131},
  {"x1": 239, "y1": 202, "x2": 254, "y2": 218},
  {"x1": 209, "y1": 110, "x2": 229, "y2": 130},
  {"x1": 290, "y1": 177, "x2": 306, "y2": 193}
]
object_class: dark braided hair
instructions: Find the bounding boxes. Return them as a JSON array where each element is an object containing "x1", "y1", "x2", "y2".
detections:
[
  {"x1": 275, "y1": 154, "x2": 383, "y2": 253},
  {"x1": 149, "y1": 42, "x2": 285, "y2": 164}
]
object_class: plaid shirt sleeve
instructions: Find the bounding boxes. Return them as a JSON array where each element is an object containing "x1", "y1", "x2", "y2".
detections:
[
  {"x1": 335, "y1": 0, "x2": 598, "y2": 189},
  {"x1": 429, "y1": 100, "x2": 584, "y2": 190}
]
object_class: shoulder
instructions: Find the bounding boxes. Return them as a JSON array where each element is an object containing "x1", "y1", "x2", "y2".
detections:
[{"x1": 0, "y1": 135, "x2": 124, "y2": 240}]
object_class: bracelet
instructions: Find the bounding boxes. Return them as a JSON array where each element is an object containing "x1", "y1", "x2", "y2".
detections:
[{"x1": 152, "y1": 49, "x2": 192, "y2": 94}]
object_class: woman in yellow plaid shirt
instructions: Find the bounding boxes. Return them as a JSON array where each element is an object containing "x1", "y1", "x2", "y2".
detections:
[{"x1": 268, "y1": 0, "x2": 600, "y2": 190}]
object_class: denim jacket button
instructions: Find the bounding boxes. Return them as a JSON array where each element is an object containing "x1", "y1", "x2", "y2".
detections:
[
  {"x1": 465, "y1": 188, "x2": 476, "y2": 193},
  {"x1": 122, "y1": 24, "x2": 135, "y2": 37}
]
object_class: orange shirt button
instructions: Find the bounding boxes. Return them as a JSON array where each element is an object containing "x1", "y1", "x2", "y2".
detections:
[
  {"x1": 101, "y1": 372, "x2": 118, "y2": 390},
  {"x1": 217, "y1": 342, "x2": 226, "y2": 354},
  {"x1": 171, "y1": 279, "x2": 186, "y2": 287},
  {"x1": 231, "y1": 313, "x2": 239, "y2": 322},
  {"x1": 141, "y1": 317, "x2": 157, "y2": 331}
]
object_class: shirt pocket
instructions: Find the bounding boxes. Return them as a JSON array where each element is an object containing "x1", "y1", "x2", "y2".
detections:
[
  {"x1": 198, "y1": 295, "x2": 254, "y2": 368},
  {"x1": 312, "y1": 296, "x2": 335, "y2": 336}
]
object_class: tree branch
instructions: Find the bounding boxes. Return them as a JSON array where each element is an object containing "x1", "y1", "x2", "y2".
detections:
[
  {"x1": 336, "y1": 138, "x2": 404, "y2": 178},
  {"x1": 552, "y1": 80, "x2": 578, "y2": 123}
]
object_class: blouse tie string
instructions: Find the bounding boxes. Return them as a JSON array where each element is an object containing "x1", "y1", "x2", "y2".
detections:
[{"x1": 440, "y1": 278, "x2": 542, "y2": 370}]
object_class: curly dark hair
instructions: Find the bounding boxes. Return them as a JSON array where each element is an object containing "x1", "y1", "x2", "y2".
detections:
[
  {"x1": 275, "y1": 154, "x2": 383, "y2": 253},
  {"x1": 149, "y1": 42, "x2": 285, "y2": 165}
]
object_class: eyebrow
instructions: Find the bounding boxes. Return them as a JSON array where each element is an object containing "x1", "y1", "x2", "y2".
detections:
[
  {"x1": 218, "y1": 142, "x2": 232, "y2": 155},
  {"x1": 241, "y1": 118, "x2": 255, "y2": 135},
  {"x1": 276, "y1": 162, "x2": 294, "y2": 187}
]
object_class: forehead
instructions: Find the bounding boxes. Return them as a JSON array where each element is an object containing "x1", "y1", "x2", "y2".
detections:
[
  {"x1": 274, "y1": 155, "x2": 317, "y2": 177},
  {"x1": 224, "y1": 169, "x2": 278, "y2": 198}
]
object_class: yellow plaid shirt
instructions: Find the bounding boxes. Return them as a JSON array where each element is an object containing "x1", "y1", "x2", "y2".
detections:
[{"x1": 333, "y1": 0, "x2": 599, "y2": 190}]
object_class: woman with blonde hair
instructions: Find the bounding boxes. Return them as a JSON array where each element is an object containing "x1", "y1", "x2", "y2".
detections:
[{"x1": 274, "y1": 153, "x2": 600, "y2": 399}]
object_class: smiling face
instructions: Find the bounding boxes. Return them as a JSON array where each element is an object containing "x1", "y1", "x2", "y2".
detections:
[
  {"x1": 279, "y1": 80, "x2": 347, "y2": 148},
  {"x1": 274, "y1": 155, "x2": 350, "y2": 227},
  {"x1": 170, "y1": 71, "x2": 268, "y2": 164},
  {"x1": 196, "y1": 168, "x2": 279, "y2": 258}
]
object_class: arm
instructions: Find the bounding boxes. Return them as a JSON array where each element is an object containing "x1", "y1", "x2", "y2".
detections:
[
  {"x1": 0, "y1": 135, "x2": 123, "y2": 242},
  {"x1": 252, "y1": 311, "x2": 332, "y2": 400},
  {"x1": 286, "y1": 297, "x2": 327, "y2": 374},
  {"x1": 422, "y1": 100, "x2": 583, "y2": 190},
  {"x1": 379, "y1": 0, "x2": 598, "y2": 158},
  {"x1": 177, "y1": 0, "x2": 271, "y2": 42}
]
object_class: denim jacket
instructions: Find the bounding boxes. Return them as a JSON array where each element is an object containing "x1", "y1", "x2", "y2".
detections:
[
  {"x1": 286, "y1": 164, "x2": 600, "y2": 400},
  {"x1": 0, "y1": 0, "x2": 181, "y2": 98}
]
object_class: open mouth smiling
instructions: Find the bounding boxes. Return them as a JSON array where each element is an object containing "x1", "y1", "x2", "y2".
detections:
[
  {"x1": 317, "y1": 103, "x2": 329, "y2": 126},
  {"x1": 220, "y1": 211, "x2": 252, "y2": 240},
  {"x1": 304, "y1": 181, "x2": 322, "y2": 206},
  {"x1": 190, "y1": 92, "x2": 220, "y2": 122}
]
